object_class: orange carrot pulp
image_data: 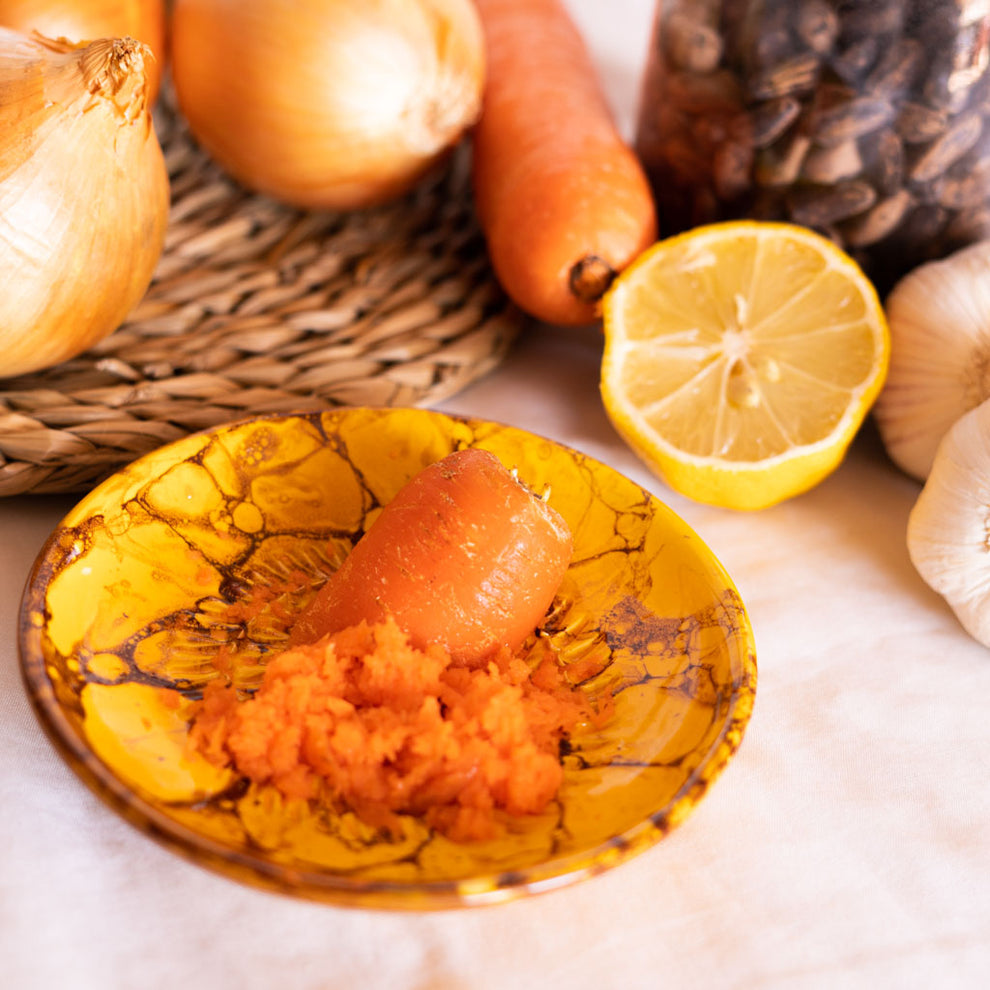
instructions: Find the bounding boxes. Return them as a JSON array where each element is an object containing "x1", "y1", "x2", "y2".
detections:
[
  {"x1": 191, "y1": 616, "x2": 597, "y2": 842},
  {"x1": 470, "y1": 0, "x2": 657, "y2": 326}
]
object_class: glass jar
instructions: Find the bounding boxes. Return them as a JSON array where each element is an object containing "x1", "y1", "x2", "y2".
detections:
[{"x1": 634, "y1": 0, "x2": 990, "y2": 294}]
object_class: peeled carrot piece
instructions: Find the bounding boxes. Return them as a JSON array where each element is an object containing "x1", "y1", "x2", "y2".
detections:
[
  {"x1": 471, "y1": 0, "x2": 657, "y2": 326},
  {"x1": 290, "y1": 448, "x2": 572, "y2": 664}
]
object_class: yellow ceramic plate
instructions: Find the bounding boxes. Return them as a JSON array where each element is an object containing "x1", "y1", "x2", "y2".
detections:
[{"x1": 19, "y1": 407, "x2": 756, "y2": 909}]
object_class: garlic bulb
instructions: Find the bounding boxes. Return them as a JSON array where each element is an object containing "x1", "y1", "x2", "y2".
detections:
[
  {"x1": 0, "y1": 30, "x2": 169, "y2": 379},
  {"x1": 874, "y1": 239, "x2": 990, "y2": 481},
  {"x1": 170, "y1": 0, "x2": 486, "y2": 211},
  {"x1": 907, "y1": 397, "x2": 990, "y2": 648}
]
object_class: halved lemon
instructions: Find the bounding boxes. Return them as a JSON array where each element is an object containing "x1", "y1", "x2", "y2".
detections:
[{"x1": 600, "y1": 221, "x2": 890, "y2": 511}]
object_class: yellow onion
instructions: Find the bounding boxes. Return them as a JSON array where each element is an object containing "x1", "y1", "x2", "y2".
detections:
[
  {"x1": 0, "y1": 29, "x2": 169, "y2": 379},
  {"x1": 0, "y1": 0, "x2": 167, "y2": 99},
  {"x1": 170, "y1": 0, "x2": 486, "y2": 210}
]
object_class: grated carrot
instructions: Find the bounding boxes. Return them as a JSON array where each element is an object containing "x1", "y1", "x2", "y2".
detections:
[{"x1": 189, "y1": 615, "x2": 605, "y2": 841}]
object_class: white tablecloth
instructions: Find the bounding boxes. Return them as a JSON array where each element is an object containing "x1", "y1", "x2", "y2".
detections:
[{"x1": 3, "y1": 3, "x2": 989, "y2": 988}]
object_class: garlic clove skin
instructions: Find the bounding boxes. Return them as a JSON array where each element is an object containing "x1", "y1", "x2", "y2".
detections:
[
  {"x1": 907, "y1": 396, "x2": 990, "y2": 648},
  {"x1": 874, "y1": 239, "x2": 990, "y2": 482},
  {"x1": 0, "y1": 30, "x2": 169, "y2": 379}
]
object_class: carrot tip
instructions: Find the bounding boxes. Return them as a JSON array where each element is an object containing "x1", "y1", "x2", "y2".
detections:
[{"x1": 568, "y1": 255, "x2": 617, "y2": 305}]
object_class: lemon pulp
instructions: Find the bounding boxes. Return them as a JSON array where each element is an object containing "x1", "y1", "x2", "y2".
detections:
[{"x1": 600, "y1": 221, "x2": 890, "y2": 511}]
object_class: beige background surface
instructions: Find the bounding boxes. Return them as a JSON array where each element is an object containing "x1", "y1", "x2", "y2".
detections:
[{"x1": 3, "y1": 2, "x2": 989, "y2": 988}]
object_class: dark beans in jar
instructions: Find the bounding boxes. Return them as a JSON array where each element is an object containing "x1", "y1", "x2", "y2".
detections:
[{"x1": 634, "y1": 0, "x2": 990, "y2": 294}]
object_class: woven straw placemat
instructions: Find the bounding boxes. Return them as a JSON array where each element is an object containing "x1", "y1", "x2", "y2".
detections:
[{"x1": 0, "y1": 94, "x2": 524, "y2": 497}]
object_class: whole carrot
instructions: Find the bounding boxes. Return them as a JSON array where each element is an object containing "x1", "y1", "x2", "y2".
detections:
[
  {"x1": 290, "y1": 448, "x2": 572, "y2": 664},
  {"x1": 471, "y1": 0, "x2": 657, "y2": 326}
]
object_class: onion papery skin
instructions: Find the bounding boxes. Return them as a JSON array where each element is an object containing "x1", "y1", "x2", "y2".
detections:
[
  {"x1": 170, "y1": 0, "x2": 486, "y2": 210},
  {"x1": 0, "y1": 30, "x2": 169, "y2": 379},
  {"x1": 0, "y1": 0, "x2": 167, "y2": 99}
]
